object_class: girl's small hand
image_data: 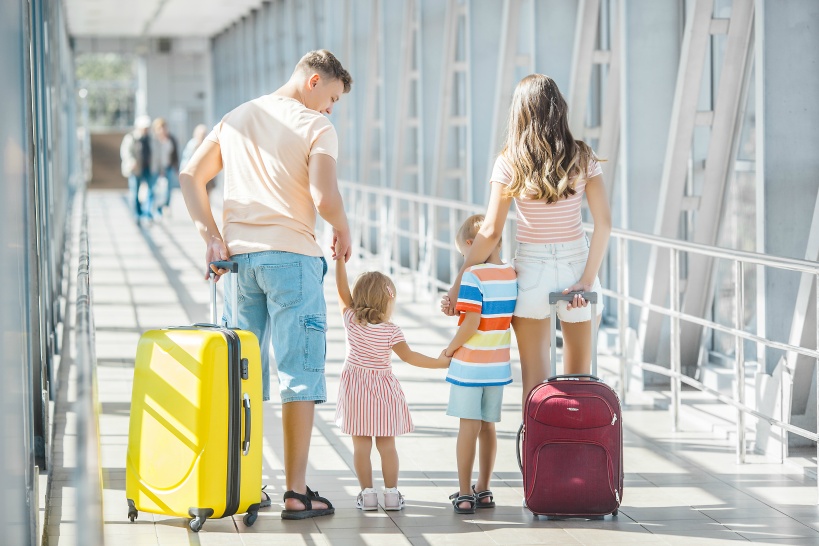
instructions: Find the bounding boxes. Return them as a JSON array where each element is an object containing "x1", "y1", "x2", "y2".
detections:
[{"x1": 563, "y1": 282, "x2": 593, "y2": 310}]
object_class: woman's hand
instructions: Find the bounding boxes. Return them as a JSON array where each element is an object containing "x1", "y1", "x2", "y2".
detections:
[
  {"x1": 440, "y1": 286, "x2": 459, "y2": 316},
  {"x1": 562, "y1": 281, "x2": 594, "y2": 310}
]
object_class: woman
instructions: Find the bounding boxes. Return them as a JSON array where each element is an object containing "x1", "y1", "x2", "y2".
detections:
[{"x1": 443, "y1": 74, "x2": 611, "y2": 405}]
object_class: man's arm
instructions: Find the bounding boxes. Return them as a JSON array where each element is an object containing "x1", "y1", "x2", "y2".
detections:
[
  {"x1": 178, "y1": 139, "x2": 228, "y2": 279},
  {"x1": 444, "y1": 312, "x2": 482, "y2": 357},
  {"x1": 308, "y1": 153, "x2": 351, "y2": 262}
]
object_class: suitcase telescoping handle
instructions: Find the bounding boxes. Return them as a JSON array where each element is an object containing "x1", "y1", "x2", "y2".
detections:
[
  {"x1": 548, "y1": 291, "x2": 598, "y2": 379},
  {"x1": 208, "y1": 261, "x2": 239, "y2": 327}
]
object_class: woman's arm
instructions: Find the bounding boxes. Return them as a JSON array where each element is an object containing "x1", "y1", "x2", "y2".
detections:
[
  {"x1": 443, "y1": 182, "x2": 513, "y2": 314},
  {"x1": 564, "y1": 174, "x2": 612, "y2": 309},
  {"x1": 335, "y1": 250, "x2": 354, "y2": 311},
  {"x1": 392, "y1": 342, "x2": 451, "y2": 369}
]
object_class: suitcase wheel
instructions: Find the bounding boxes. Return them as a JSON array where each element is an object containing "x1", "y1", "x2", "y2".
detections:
[
  {"x1": 127, "y1": 499, "x2": 138, "y2": 523},
  {"x1": 243, "y1": 510, "x2": 258, "y2": 527},
  {"x1": 189, "y1": 517, "x2": 204, "y2": 533},
  {"x1": 612, "y1": 509, "x2": 618, "y2": 517}
]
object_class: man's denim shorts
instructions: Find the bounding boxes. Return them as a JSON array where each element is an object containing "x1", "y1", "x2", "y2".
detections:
[
  {"x1": 512, "y1": 237, "x2": 604, "y2": 322},
  {"x1": 446, "y1": 384, "x2": 505, "y2": 423},
  {"x1": 223, "y1": 251, "x2": 328, "y2": 404}
]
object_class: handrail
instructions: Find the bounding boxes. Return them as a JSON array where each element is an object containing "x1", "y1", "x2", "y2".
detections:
[
  {"x1": 337, "y1": 180, "x2": 819, "y2": 491},
  {"x1": 73, "y1": 188, "x2": 105, "y2": 546}
]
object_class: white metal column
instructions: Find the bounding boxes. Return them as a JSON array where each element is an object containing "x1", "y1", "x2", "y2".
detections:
[
  {"x1": 432, "y1": 0, "x2": 471, "y2": 202},
  {"x1": 567, "y1": 0, "x2": 622, "y2": 196},
  {"x1": 640, "y1": 0, "x2": 756, "y2": 369},
  {"x1": 486, "y1": 0, "x2": 535, "y2": 199}
]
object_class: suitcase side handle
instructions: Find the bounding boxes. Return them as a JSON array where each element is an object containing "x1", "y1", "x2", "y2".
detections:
[
  {"x1": 516, "y1": 423, "x2": 524, "y2": 471},
  {"x1": 242, "y1": 394, "x2": 251, "y2": 456}
]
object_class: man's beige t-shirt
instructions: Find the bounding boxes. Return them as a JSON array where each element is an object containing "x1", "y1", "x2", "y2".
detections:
[{"x1": 207, "y1": 94, "x2": 338, "y2": 257}]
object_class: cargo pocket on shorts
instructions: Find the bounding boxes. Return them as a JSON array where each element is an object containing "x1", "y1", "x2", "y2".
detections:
[{"x1": 301, "y1": 314, "x2": 327, "y2": 372}]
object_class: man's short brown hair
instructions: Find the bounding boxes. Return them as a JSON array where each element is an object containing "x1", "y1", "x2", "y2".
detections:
[{"x1": 297, "y1": 49, "x2": 353, "y2": 93}]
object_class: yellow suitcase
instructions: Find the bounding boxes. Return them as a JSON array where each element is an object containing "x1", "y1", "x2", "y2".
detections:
[{"x1": 126, "y1": 261, "x2": 263, "y2": 532}]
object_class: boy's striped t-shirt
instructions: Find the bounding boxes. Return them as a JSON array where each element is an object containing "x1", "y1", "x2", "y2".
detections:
[{"x1": 446, "y1": 263, "x2": 517, "y2": 387}]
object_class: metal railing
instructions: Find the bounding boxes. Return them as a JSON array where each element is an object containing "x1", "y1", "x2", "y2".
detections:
[
  {"x1": 338, "y1": 180, "x2": 819, "y2": 497},
  {"x1": 73, "y1": 188, "x2": 105, "y2": 545}
]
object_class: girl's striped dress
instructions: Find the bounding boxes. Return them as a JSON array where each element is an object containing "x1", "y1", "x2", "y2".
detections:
[{"x1": 335, "y1": 308, "x2": 414, "y2": 436}]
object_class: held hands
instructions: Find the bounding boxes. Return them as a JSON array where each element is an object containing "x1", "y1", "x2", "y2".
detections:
[
  {"x1": 437, "y1": 349, "x2": 453, "y2": 368},
  {"x1": 331, "y1": 227, "x2": 352, "y2": 262},
  {"x1": 563, "y1": 281, "x2": 594, "y2": 310},
  {"x1": 205, "y1": 238, "x2": 230, "y2": 281},
  {"x1": 440, "y1": 285, "x2": 459, "y2": 316}
]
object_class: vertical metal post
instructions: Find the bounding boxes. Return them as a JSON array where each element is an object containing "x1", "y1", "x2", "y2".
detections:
[
  {"x1": 735, "y1": 260, "x2": 746, "y2": 463},
  {"x1": 617, "y1": 237, "x2": 628, "y2": 404},
  {"x1": 815, "y1": 273, "x2": 819, "y2": 503},
  {"x1": 670, "y1": 248, "x2": 681, "y2": 432}
]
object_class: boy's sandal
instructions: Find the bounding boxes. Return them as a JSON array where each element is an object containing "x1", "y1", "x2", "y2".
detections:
[
  {"x1": 449, "y1": 492, "x2": 476, "y2": 515},
  {"x1": 281, "y1": 487, "x2": 335, "y2": 520},
  {"x1": 472, "y1": 485, "x2": 495, "y2": 508},
  {"x1": 260, "y1": 485, "x2": 271, "y2": 508}
]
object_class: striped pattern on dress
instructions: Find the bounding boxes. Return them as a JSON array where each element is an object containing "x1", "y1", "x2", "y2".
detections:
[
  {"x1": 446, "y1": 263, "x2": 517, "y2": 387},
  {"x1": 490, "y1": 154, "x2": 603, "y2": 244},
  {"x1": 335, "y1": 308, "x2": 414, "y2": 437}
]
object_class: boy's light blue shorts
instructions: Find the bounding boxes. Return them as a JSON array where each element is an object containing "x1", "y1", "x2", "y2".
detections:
[{"x1": 446, "y1": 384, "x2": 505, "y2": 423}]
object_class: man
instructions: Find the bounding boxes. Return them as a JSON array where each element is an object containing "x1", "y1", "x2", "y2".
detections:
[
  {"x1": 120, "y1": 114, "x2": 159, "y2": 222},
  {"x1": 152, "y1": 117, "x2": 179, "y2": 216},
  {"x1": 179, "y1": 50, "x2": 352, "y2": 520}
]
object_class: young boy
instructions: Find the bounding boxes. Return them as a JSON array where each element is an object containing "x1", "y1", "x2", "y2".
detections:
[{"x1": 444, "y1": 214, "x2": 517, "y2": 514}]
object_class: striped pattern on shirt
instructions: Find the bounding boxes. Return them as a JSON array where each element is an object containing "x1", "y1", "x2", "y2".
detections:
[
  {"x1": 446, "y1": 263, "x2": 517, "y2": 387},
  {"x1": 490, "y1": 154, "x2": 603, "y2": 244},
  {"x1": 342, "y1": 308, "x2": 405, "y2": 369}
]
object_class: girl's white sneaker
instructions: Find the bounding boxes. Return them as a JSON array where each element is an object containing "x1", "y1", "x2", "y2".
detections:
[
  {"x1": 356, "y1": 488, "x2": 378, "y2": 511},
  {"x1": 383, "y1": 487, "x2": 405, "y2": 511}
]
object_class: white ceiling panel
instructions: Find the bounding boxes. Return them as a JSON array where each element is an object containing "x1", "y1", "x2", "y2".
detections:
[{"x1": 65, "y1": 0, "x2": 264, "y2": 38}]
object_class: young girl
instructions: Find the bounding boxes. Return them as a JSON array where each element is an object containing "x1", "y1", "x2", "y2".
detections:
[
  {"x1": 443, "y1": 73, "x2": 612, "y2": 405},
  {"x1": 335, "y1": 256, "x2": 451, "y2": 511}
]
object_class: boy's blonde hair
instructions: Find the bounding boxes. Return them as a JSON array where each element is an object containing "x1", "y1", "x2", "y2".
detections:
[
  {"x1": 351, "y1": 271, "x2": 396, "y2": 325},
  {"x1": 456, "y1": 214, "x2": 502, "y2": 248}
]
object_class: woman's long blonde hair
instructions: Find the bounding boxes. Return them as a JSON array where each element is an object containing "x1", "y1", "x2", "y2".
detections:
[
  {"x1": 502, "y1": 74, "x2": 595, "y2": 204},
  {"x1": 350, "y1": 271, "x2": 396, "y2": 325}
]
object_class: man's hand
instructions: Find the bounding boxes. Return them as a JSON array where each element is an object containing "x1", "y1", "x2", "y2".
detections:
[
  {"x1": 205, "y1": 238, "x2": 230, "y2": 280},
  {"x1": 332, "y1": 227, "x2": 352, "y2": 262}
]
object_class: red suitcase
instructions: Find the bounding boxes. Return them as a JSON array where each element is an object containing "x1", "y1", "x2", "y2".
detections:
[{"x1": 516, "y1": 291, "x2": 623, "y2": 518}]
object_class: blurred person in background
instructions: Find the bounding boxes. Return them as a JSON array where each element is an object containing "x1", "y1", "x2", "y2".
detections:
[
  {"x1": 120, "y1": 114, "x2": 159, "y2": 223},
  {"x1": 180, "y1": 124, "x2": 215, "y2": 195},
  {"x1": 153, "y1": 117, "x2": 179, "y2": 216}
]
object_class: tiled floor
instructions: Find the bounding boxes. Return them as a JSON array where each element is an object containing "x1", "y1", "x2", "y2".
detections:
[{"x1": 44, "y1": 189, "x2": 819, "y2": 545}]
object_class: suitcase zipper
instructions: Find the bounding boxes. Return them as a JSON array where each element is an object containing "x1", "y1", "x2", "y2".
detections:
[
  {"x1": 221, "y1": 328, "x2": 242, "y2": 518},
  {"x1": 612, "y1": 413, "x2": 617, "y2": 425}
]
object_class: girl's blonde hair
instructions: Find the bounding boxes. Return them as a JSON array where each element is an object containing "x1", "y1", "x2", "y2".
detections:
[
  {"x1": 502, "y1": 74, "x2": 596, "y2": 204},
  {"x1": 350, "y1": 271, "x2": 396, "y2": 325}
]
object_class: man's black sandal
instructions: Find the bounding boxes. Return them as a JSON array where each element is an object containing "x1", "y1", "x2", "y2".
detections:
[
  {"x1": 449, "y1": 491, "x2": 476, "y2": 514},
  {"x1": 472, "y1": 485, "x2": 495, "y2": 508},
  {"x1": 281, "y1": 487, "x2": 335, "y2": 520}
]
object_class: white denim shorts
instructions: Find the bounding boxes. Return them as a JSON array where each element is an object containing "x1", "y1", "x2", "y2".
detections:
[{"x1": 512, "y1": 237, "x2": 604, "y2": 322}]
